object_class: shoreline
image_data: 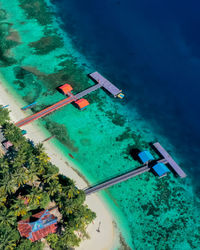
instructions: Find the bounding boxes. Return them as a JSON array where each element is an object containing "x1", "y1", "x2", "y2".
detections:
[{"x1": 0, "y1": 79, "x2": 119, "y2": 249}]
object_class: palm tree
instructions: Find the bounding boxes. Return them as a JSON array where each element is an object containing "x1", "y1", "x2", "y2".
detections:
[
  {"x1": 13, "y1": 168, "x2": 29, "y2": 187},
  {"x1": 63, "y1": 185, "x2": 78, "y2": 199},
  {"x1": 11, "y1": 198, "x2": 28, "y2": 217},
  {"x1": 0, "y1": 159, "x2": 10, "y2": 176},
  {"x1": 0, "y1": 192, "x2": 7, "y2": 207},
  {"x1": 12, "y1": 151, "x2": 26, "y2": 169},
  {"x1": 0, "y1": 208, "x2": 16, "y2": 226},
  {"x1": 0, "y1": 225, "x2": 19, "y2": 250},
  {"x1": 27, "y1": 168, "x2": 38, "y2": 184},
  {"x1": 34, "y1": 143, "x2": 45, "y2": 155},
  {"x1": 55, "y1": 193, "x2": 67, "y2": 209},
  {"x1": 27, "y1": 156, "x2": 36, "y2": 170},
  {"x1": 43, "y1": 171, "x2": 59, "y2": 184},
  {"x1": 27, "y1": 186, "x2": 43, "y2": 207},
  {"x1": 0, "y1": 107, "x2": 10, "y2": 125},
  {"x1": 0, "y1": 173, "x2": 16, "y2": 195},
  {"x1": 46, "y1": 180, "x2": 62, "y2": 197}
]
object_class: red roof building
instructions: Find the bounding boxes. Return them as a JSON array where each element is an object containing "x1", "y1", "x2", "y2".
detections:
[
  {"x1": 18, "y1": 210, "x2": 57, "y2": 242},
  {"x1": 75, "y1": 98, "x2": 89, "y2": 110},
  {"x1": 59, "y1": 84, "x2": 73, "y2": 95}
]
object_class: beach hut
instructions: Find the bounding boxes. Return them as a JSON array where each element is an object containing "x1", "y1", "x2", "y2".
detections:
[
  {"x1": 2, "y1": 141, "x2": 13, "y2": 150},
  {"x1": 75, "y1": 99, "x2": 89, "y2": 110},
  {"x1": 59, "y1": 84, "x2": 73, "y2": 95},
  {"x1": 18, "y1": 209, "x2": 57, "y2": 242},
  {"x1": 138, "y1": 150, "x2": 154, "y2": 164},
  {"x1": 152, "y1": 162, "x2": 170, "y2": 178}
]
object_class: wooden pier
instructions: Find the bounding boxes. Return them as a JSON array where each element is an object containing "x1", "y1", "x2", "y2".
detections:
[
  {"x1": 75, "y1": 83, "x2": 101, "y2": 99},
  {"x1": 15, "y1": 74, "x2": 123, "y2": 127},
  {"x1": 15, "y1": 84, "x2": 102, "y2": 127},
  {"x1": 15, "y1": 96, "x2": 75, "y2": 127},
  {"x1": 89, "y1": 72, "x2": 123, "y2": 97},
  {"x1": 152, "y1": 142, "x2": 187, "y2": 178},
  {"x1": 85, "y1": 165, "x2": 150, "y2": 195},
  {"x1": 15, "y1": 72, "x2": 123, "y2": 127}
]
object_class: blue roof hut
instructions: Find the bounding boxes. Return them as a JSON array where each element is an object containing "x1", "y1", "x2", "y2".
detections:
[
  {"x1": 152, "y1": 163, "x2": 170, "y2": 178},
  {"x1": 138, "y1": 150, "x2": 154, "y2": 164}
]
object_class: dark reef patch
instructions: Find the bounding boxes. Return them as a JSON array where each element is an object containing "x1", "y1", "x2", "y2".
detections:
[
  {"x1": 44, "y1": 118, "x2": 78, "y2": 153},
  {"x1": 105, "y1": 110, "x2": 125, "y2": 127},
  {"x1": 0, "y1": 9, "x2": 7, "y2": 21},
  {"x1": 28, "y1": 35, "x2": 64, "y2": 55},
  {"x1": 0, "y1": 18, "x2": 19, "y2": 66},
  {"x1": 19, "y1": 0, "x2": 53, "y2": 26},
  {"x1": 116, "y1": 127, "x2": 133, "y2": 142},
  {"x1": 19, "y1": 54, "x2": 92, "y2": 93},
  {"x1": 13, "y1": 80, "x2": 25, "y2": 90}
]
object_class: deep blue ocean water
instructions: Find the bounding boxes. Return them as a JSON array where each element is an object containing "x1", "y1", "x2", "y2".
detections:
[{"x1": 53, "y1": 0, "x2": 200, "y2": 189}]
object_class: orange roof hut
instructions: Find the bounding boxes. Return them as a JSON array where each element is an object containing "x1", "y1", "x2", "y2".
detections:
[
  {"x1": 75, "y1": 99, "x2": 89, "y2": 110},
  {"x1": 59, "y1": 84, "x2": 73, "y2": 95}
]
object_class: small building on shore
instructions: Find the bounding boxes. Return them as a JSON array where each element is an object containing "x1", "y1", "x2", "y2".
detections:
[{"x1": 18, "y1": 209, "x2": 58, "y2": 242}]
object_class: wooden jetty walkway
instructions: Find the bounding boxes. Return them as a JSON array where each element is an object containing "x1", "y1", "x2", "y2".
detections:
[
  {"x1": 89, "y1": 72, "x2": 123, "y2": 97},
  {"x1": 85, "y1": 165, "x2": 150, "y2": 195},
  {"x1": 75, "y1": 83, "x2": 101, "y2": 99},
  {"x1": 15, "y1": 72, "x2": 123, "y2": 127},
  {"x1": 15, "y1": 84, "x2": 102, "y2": 127},
  {"x1": 153, "y1": 142, "x2": 187, "y2": 178},
  {"x1": 15, "y1": 96, "x2": 75, "y2": 127}
]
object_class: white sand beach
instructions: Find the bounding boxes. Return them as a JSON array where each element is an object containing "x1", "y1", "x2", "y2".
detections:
[{"x1": 0, "y1": 79, "x2": 118, "y2": 250}]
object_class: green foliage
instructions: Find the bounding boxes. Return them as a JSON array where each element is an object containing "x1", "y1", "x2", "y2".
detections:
[
  {"x1": 16, "y1": 239, "x2": 44, "y2": 250},
  {"x1": 0, "y1": 106, "x2": 10, "y2": 125},
  {"x1": 2, "y1": 122, "x2": 26, "y2": 147},
  {"x1": 46, "y1": 234, "x2": 59, "y2": 249},
  {"x1": 47, "y1": 228, "x2": 81, "y2": 250},
  {"x1": 0, "y1": 224, "x2": 20, "y2": 250},
  {"x1": 0, "y1": 208, "x2": 17, "y2": 227},
  {"x1": 57, "y1": 228, "x2": 81, "y2": 249},
  {"x1": 0, "y1": 109, "x2": 96, "y2": 249}
]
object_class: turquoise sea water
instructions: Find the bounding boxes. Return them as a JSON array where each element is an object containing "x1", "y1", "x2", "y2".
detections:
[{"x1": 0, "y1": 0, "x2": 200, "y2": 249}]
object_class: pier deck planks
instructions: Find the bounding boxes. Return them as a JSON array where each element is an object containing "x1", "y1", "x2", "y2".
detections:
[
  {"x1": 153, "y1": 142, "x2": 186, "y2": 178},
  {"x1": 89, "y1": 71, "x2": 121, "y2": 97}
]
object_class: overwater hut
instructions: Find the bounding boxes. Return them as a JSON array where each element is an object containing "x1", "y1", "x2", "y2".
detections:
[
  {"x1": 59, "y1": 83, "x2": 73, "y2": 95},
  {"x1": 152, "y1": 162, "x2": 170, "y2": 178},
  {"x1": 138, "y1": 150, "x2": 154, "y2": 164},
  {"x1": 18, "y1": 209, "x2": 57, "y2": 242},
  {"x1": 75, "y1": 98, "x2": 89, "y2": 110}
]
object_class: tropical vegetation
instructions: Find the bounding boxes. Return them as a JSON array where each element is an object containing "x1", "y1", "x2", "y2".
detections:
[{"x1": 0, "y1": 106, "x2": 96, "y2": 249}]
